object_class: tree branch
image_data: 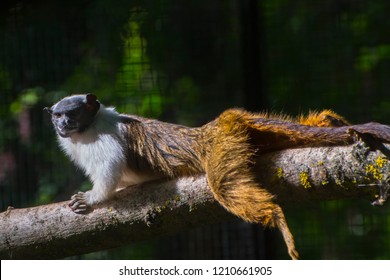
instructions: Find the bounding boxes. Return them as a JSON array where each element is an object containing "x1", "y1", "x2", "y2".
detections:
[{"x1": 1, "y1": 141, "x2": 389, "y2": 259}]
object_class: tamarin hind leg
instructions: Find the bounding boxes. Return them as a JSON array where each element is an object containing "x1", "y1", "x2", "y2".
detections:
[
  {"x1": 298, "y1": 109, "x2": 350, "y2": 127},
  {"x1": 272, "y1": 204, "x2": 299, "y2": 260},
  {"x1": 227, "y1": 186, "x2": 298, "y2": 259},
  {"x1": 204, "y1": 117, "x2": 298, "y2": 259},
  {"x1": 206, "y1": 164, "x2": 299, "y2": 259}
]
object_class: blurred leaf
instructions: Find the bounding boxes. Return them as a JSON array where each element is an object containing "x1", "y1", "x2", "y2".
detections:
[
  {"x1": 0, "y1": 64, "x2": 12, "y2": 91},
  {"x1": 140, "y1": 93, "x2": 162, "y2": 117},
  {"x1": 10, "y1": 87, "x2": 44, "y2": 115},
  {"x1": 36, "y1": 179, "x2": 58, "y2": 205},
  {"x1": 114, "y1": 14, "x2": 163, "y2": 117},
  {"x1": 356, "y1": 45, "x2": 390, "y2": 72}
]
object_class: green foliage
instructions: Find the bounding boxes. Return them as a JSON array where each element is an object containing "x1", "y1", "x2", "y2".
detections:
[
  {"x1": 114, "y1": 17, "x2": 163, "y2": 117},
  {"x1": 0, "y1": 64, "x2": 12, "y2": 91},
  {"x1": 10, "y1": 87, "x2": 43, "y2": 116},
  {"x1": 35, "y1": 179, "x2": 58, "y2": 205},
  {"x1": 356, "y1": 45, "x2": 390, "y2": 72}
]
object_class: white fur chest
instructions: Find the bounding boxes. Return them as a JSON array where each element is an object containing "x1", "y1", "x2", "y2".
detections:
[
  {"x1": 57, "y1": 107, "x2": 152, "y2": 188},
  {"x1": 58, "y1": 124, "x2": 126, "y2": 181}
]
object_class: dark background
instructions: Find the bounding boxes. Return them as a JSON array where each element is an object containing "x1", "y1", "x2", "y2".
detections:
[{"x1": 1, "y1": 0, "x2": 390, "y2": 259}]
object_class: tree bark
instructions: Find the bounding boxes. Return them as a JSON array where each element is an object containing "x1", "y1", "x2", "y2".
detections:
[{"x1": 1, "y1": 141, "x2": 389, "y2": 259}]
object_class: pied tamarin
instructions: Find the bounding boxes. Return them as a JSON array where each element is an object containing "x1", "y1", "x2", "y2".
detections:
[{"x1": 45, "y1": 94, "x2": 390, "y2": 260}]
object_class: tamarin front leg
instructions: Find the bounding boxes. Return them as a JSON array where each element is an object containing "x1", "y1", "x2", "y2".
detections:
[{"x1": 69, "y1": 168, "x2": 122, "y2": 213}]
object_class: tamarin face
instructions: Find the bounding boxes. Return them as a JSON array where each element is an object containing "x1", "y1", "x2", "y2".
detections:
[{"x1": 45, "y1": 94, "x2": 100, "y2": 138}]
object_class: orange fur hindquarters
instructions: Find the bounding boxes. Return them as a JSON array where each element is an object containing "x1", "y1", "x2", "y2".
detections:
[
  {"x1": 203, "y1": 108, "x2": 351, "y2": 259},
  {"x1": 204, "y1": 109, "x2": 299, "y2": 260}
]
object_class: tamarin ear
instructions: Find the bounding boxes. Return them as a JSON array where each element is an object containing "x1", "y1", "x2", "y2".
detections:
[
  {"x1": 43, "y1": 107, "x2": 53, "y2": 114},
  {"x1": 85, "y1": 93, "x2": 100, "y2": 113}
]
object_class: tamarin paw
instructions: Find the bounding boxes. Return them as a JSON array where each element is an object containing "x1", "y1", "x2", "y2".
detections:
[
  {"x1": 289, "y1": 248, "x2": 300, "y2": 260},
  {"x1": 69, "y1": 191, "x2": 89, "y2": 213}
]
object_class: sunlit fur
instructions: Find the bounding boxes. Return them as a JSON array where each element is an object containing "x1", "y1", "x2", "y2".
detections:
[{"x1": 298, "y1": 109, "x2": 350, "y2": 127}]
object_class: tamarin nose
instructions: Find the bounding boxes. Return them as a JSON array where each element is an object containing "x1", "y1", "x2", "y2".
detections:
[{"x1": 63, "y1": 119, "x2": 76, "y2": 127}]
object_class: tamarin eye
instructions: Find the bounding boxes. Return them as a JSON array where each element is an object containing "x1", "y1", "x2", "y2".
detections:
[{"x1": 54, "y1": 113, "x2": 62, "y2": 118}]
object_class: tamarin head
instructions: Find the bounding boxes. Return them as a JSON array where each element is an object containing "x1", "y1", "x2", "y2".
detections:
[{"x1": 45, "y1": 94, "x2": 100, "y2": 138}]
